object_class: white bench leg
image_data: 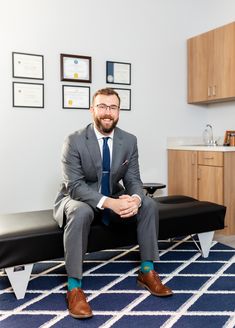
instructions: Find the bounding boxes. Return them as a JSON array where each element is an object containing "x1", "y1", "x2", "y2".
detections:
[
  {"x1": 197, "y1": 231, "x2": 214, "y2": 258},
  {"x1": 5, "y1": 264, "x2": 33, "y2": 299}
]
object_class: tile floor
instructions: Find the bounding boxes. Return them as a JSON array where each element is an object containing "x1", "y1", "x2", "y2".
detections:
[
  {"x1": 214, "y1": 233, "x2": 235, "y2": 248},
  {"x1": 1, "y1": 239, "x2": 235, "y2": 328}
]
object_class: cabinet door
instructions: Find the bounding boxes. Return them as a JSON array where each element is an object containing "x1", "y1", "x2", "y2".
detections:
[
  {"x1": 187, "y1": 32, "x2": 209, "y2": 103},
  {"x1": 198, "y1": 165, "x2": 223, "y2": 204},
  {"x1": 209, "y1": 22, "x2": 235, "y2": 100},
  {"x1": 223, "y1": 152, "x2": 235, "y2": 234},
  {"x1": 168, "y1": 150, "x2": 198, "y2": 198}
]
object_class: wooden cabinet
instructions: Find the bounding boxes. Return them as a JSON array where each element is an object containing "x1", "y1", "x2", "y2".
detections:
[
  {"x1": 197, "y1": 165, "x2": 223, "y2": 204},
  {"x1": 197, "y1": 151, "x2": 224, "y2": 205},
  {"x1": 188, "y1": 22, "x2": 235, "y2": 104},
  {"x1": 168, "y1": 149, "x2": 235, "y2": 235},
  {"x1": 188, "y1": 32, "x2": 209, "y2": 103},
  {"x1": 168, "y1": 150, "x2": 197, "y2": 198}
]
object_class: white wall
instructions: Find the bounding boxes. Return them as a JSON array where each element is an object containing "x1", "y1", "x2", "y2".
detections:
[
  {"x1": 0, "y1": 0, "x2": 235, "y2": 213},
  {"x1": 181, "y1": 0, "x2": 235, "y2": 142}
]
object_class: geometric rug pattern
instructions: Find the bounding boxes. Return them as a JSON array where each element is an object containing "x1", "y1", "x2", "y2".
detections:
[{"x1": 0, "y1": 236, "x2": 235, "y2": 328}]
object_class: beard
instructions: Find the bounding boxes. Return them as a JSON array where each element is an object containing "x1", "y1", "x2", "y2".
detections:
[{"x1": 94, "y1": 114, "x2": 119, "y2": 134}]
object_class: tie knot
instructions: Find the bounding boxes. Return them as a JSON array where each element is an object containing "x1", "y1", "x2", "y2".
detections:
[{"x1": 103, "y1": 137, "x2": 109, "y2": 145}]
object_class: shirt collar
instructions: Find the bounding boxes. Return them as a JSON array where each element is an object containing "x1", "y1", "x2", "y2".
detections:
[{"x1": 93, "y1": 125, "x2": 114, "y2": 140}]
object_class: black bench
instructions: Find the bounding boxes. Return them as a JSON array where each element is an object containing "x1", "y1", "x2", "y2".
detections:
[{"x1": 0, "y1": 195, "x2": 226, "y2": 299}]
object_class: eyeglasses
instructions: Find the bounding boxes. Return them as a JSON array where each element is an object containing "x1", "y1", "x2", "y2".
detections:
[{"x1": 95, "y1": 103, "x2": 120, "y2": 112}]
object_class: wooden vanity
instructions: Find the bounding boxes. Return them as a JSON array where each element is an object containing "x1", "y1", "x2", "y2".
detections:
[{"x1": 168, "y1": 146, "x2": 235, "y2": 235}]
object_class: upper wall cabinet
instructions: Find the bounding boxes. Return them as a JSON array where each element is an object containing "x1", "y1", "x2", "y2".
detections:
[{"x1": 188, "y1": 22, "x2": 235, "y2": 104}]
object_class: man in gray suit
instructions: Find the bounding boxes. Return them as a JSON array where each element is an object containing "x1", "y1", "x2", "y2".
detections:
[{"x1": 54, "y1": 88, "x2": 172, "y2": 319}]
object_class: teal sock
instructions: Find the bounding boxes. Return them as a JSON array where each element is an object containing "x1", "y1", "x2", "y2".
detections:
[
  {"x1": 68, "y1": 277, "x2": 82, "y2": 291},
  {"x1": 141, "y1": 261, "x2": 154, "y2": 273}
]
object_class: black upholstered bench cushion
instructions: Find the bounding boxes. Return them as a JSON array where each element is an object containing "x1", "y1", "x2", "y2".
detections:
[
  {"x1": 88, "y1": 196, "x2": 226, "y2": 250},
  {"x1": 0, "y1": 211, "x2": 64, "y2": 269},
  {"x1": 0, "y1": 196, "x2": 226, "y2": 269},
  {"x1": 156, "y1": 195, "x2": 225, "y2": 239}
]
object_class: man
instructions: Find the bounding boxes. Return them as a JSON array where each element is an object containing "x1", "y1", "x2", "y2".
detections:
[{"x1": 54, "y1": 88, "x2": 173, "y2": 319}]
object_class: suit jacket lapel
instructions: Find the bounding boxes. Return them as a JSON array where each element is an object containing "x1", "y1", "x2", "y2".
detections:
[
  {"x1": 85, "y1": 125, "x2": 124, "y2": 191},
  {"x1": 85, "y1": 124, "x2": 102, "y2": 184},
  {"x1": 111, "y1": 128, "x2": 123, "y2": 176}
]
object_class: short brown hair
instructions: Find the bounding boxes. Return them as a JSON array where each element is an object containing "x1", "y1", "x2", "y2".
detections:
[{"x1": 92, "y1": 88, "x2": 120, "y2": 106}]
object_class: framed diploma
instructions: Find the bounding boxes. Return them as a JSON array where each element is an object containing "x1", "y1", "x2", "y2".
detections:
[
  {"x1": 112, "y1": 88, "x2": 131, "y2": 111},
  {"x1": 106, "y1": 61, "x2": 131, "y2": 85},
  {"x1": 60, "y1": 54, "x2": 92, "y2": 83},
  {"x1": 13, "y1": 82, "x2": 44, "y2": 108},
  {"x1": 12, "y1": 52, "x2": 44, "y2": 80},
  {"x1": 62, "y1": 85, "x2": 90, "y2": 109}
]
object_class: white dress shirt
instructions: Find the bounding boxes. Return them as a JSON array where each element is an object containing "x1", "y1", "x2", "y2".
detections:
[
  {"x1": 93, "y1": 126, "x2": 113, "y2": 209},
  {"x1": 93, "y1": 125, "x2": 141, "y2": 209}
]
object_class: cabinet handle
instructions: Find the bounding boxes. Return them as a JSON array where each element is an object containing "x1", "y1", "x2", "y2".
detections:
[
  {"x1": 198, "y1": 167, "x2": 200, "y2": 180},
  {"x1": 204, "y1": 157, "x2": 214, "y2": 160},
  {"x1": 212, "y1": 85, "x2": 216, "y2": 96},
  {"x1": 208, "y1": 86, "x2": 211, "y2": 97}
]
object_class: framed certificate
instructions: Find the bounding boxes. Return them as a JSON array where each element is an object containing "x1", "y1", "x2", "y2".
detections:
[
  {"x1": 106, "y1": 61, "x2": 131, "y2": 85},
  {"x1": 12, "y1": 52, "x2": 44, "y2": 80},
  {"x1": 62, "y1": 85, "x2": 90, "y2": 109},
  {"x1": 112, "y1": 88, "x2": 131, "y2": 111},
  {"x1": 60, "y1": 54, "x2": 92, "y2": 83},
  {"x1": 13, "y1": 82, "x2": 44, "y2": 108}
]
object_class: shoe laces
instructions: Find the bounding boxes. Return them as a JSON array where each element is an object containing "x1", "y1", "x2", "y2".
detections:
[
  {"x1": 151, "y1": 270, "x2": 163, "y2": 285},
  {"x1": 70, "y1": 288, "x2": 86, "y2": 303}
]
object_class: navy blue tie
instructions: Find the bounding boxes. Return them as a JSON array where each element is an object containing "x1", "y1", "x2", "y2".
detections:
[{"x1": 101, "y1": 137, "x2": 110, "y2": 225}]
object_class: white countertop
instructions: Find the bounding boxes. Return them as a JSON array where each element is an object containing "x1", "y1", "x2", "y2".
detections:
[{"x1": 167, "y1": 145, "x2": 235, "y2": 152}]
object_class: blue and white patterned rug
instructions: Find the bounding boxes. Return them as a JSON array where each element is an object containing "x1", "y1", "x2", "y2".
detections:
[{"x1": 0, "y1": 236, "x2": 235, "y2": 328}]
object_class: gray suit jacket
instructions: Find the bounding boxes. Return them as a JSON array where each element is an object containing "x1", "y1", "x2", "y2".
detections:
[{"x1": 53, "y1": 123, "x2": 144, "y2": 227}]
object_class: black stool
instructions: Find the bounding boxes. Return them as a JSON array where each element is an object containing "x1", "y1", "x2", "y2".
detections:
[{"x1": 143, "y1": 183, "x2": 166, "y2": 197}]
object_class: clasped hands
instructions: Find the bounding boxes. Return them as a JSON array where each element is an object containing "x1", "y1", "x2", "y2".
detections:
[{"x1": 104, "y1": 194, "x2": 140, "y2": 218}]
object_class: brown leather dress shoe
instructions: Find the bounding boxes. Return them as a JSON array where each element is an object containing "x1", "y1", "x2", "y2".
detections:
[
  {"x1": 67, "y1": 288, "x2": 93, "y2": 319},
  {"x1": 137, "y1": 270, "x2": 173, "y2": 297}
]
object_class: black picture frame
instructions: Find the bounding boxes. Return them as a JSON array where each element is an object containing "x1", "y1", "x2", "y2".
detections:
[
  {"x1": 62, "y1": 85, "x2": 90, "y2": 109},
  {"x1": 12, "y1": 52, "x2": 44, "y2": 80},
  {"x1": 13, "y1": 82, "x2": 44, "y2": 108},
  {"x1": 60, "y1": 54, "x2": 92, "y2": 83},
  {"x1": 106, "y1": 61, "x2": 131, "y2": 85},
  {"x1": 112, "y1": 88, "x2": 131, "y2": 111}
]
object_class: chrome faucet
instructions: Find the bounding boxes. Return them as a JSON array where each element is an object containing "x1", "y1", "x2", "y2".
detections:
[
  {"x1": 203, "y1": 124, "x2": 217, "y2": 145},
  {"x1": 207, "y1": 124, "x2": 213, "y2": 144}
]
